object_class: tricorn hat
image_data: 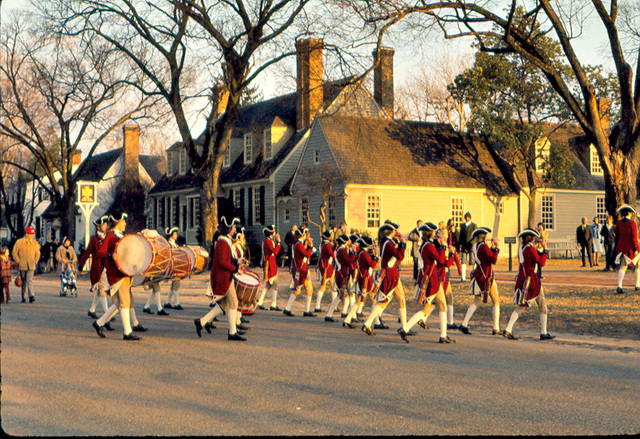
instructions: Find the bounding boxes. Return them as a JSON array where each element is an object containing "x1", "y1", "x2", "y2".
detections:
[
  {"x1": 471, "y1": 227, "x2": 492, "y2": 239},
  {"x1": 349, "y1": 233, "x2": 360, "y2": 243},
  {"x1": 321, "y1": 230, "x2": 332, "y2": 241},
  {"x1": 384, "y1": 220, "x2": 400, "y2": 229},
  {"x1": 357, "y1": 236, "x2": 374, "y2": 248},
  {"x1": 263, "y1": 224, "x2": 276, "y2": 236},
  {"x1": 336, "y1": 234, "x2": 349, "y2": 245},
  {"x1": 518, "y1": 227, "x2": 540, "y2": 239},
  {"x1": 617, "y1": 204, "x2": 636, "y2": 215},
  {"x1": 165, "y1": 226, "x2": 179, "y2": 236},
  {"x1": 109, "y1": 213, "x2": 128, "y2": 223},
  {"x1": 418, "y1": 222, "x2": 437, "y2": 232},
  {"x1": 93, "y1": 215, "x2": 109, "y2": 226}
]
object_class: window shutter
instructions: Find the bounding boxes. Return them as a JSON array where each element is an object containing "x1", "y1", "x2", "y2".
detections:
[
  {"x1": 239, "y1": 188, "x2": 245, "y2": 225},
  {"x1": 260, "y1": 185, "x2": 265, "y2": 225},
  {"x1": 247, "y1": 187, "x2": 253, "y2": 226}
]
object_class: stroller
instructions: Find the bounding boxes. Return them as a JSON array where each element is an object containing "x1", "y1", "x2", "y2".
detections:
[{"x1": 60, "y1": 262, "x2": 78, "y2": 297}]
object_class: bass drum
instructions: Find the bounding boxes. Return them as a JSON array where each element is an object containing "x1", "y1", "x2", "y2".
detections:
[
  {"x1": 114, "y1": 233, "x2": 172, "y2": 277},
  {"x1": 186, "y1": 245, "x2": 209, "y2": 274},
  {"x1": 167, "y1": 247, "x2": 194, "y2": 279}
]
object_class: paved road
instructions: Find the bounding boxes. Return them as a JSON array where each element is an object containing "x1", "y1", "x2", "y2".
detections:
[{"x1": 1, "y1": 275, "x2": 639, "y2": 436}]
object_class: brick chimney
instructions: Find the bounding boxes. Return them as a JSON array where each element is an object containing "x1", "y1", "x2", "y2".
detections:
[
  {"x1": 122, "y1": 123, "x2": 140, "y2": 182},
  {"x1": 296, "y1": 38, "x2": 324, "y2": 130},
  {"x1": 212, "y1": 84, "x2": 229, "y2": 117},
  {"x1": 373, "y1": 47, "x2": 395, "y2": 117},
  {"x1": 597, "y1": 98, "x2": 611, "y2": 132},
  {"x1": 71, "y1": 150, "x2": 82, "y2": 169}
]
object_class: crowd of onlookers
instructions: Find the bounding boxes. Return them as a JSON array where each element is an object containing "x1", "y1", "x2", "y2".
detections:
[{"x1": 576, "y1": 215, "x2": 616, "y2": 271}]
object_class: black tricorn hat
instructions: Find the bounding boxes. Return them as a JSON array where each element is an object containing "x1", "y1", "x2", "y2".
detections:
[{"x1": 418, "y1": 222, "x2": 437, "y2": 232}]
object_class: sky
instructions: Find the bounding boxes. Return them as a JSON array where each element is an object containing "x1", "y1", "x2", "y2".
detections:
[{"x1": 1, "y1": 0, "x2": 622, "y2": 146}]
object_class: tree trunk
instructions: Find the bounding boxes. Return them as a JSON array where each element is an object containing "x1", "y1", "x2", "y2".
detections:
[
  {"x1": 603, "y1": 150, "x2": 639, "y2": 216},
  {"x1": 61, "y1": 192, "x2": 77, "y2": 244},
  {"x1": 200, "y1": 170, "x2": 219, "y2": 249}
]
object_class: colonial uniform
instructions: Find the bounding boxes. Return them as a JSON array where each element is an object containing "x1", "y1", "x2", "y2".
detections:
[
  {"x1": 79, "y1": 215, "x2": 110, "y2": 318},
  {"x1": 257, "y1": 225, "x2": 283, "y2": 311},
  {"x1": 314, "y1": 230, "x2": 334, "y2": 312},
  {"x1": 504, "y1": 228, "x2": 555, "y2": 340},
  {"x1": 459, "y1": 228, "x2": 501, "y2": 335},
  {"x1": 325, "y1": 235, "x2": 354, "y2": 322},
  {"x1": 614, "y1": 205, "x2": 640, "y2": 294},
  {"x1": 164, "y1": 227, "x2": 184, "y2": 310},
  {"x1": 343, "y1": 236, "x2": 378, "y2": 327},
  {"x1": 283, "y1": 228, "x2": 316, "y2": 317}
]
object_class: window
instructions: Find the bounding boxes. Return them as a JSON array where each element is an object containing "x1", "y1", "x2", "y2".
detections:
[
  {"x1": 173, "y1": 197, "x2": 179, "y2": 227},
  {"x1": 223, "y1": 143, "x2": 230, "y2": 168},
  {"x1": 451, "y1": 197, "x2": 464, "y2": 226},
  {"x1": 158, "y1": 197, "x2": 165, "y2": 229},
  {"x1": 38, "y1": 187, "x2": 49, "y2": 202},
  {"x1": 535, "y1": 137, "x2": 551, "y2": 172},
  {"x1": 253, "y1": 186, "x2": 261, "y2": 225},
  {"x1": 590, "y1": 144, "x2": 603, "y2": 175},
  {"x1": 301, "y1": 196, "x2": 309, "y2": 223},
  {"x1": 314, "y1": 149, "x2": 320, "y2": 164},
  {"x1": 263, "y1": 129, "x2": 272, "y2": 160},
  {"x1": 244, "y1": 133, "x2": 253, "y2": 164},
  {"x1": 188, "y1": 197, "x2": 200, "y2": 229},
  {"x1": 541, "y1": 195, "x2": 555, "y2": 230},
  {"x1": 498, "y1": 201, "x2": 504, "y2": 215},
  {"x1": 328, "y1": 195, "x2": 336, "y2": 224},
  {"x1": 366, "y1": 195, "x2": 381, "y2": 228},
  {"x1": 284, "y1": 208, "x2": 290, "y2": 223},
  {"x1": 233, "y1": 189, "x2": 241, "y2": 209},
  {"x1": 167, "y1": 151, "x2": 176, "y2": 176},
  {"x1": 178, "y1": 148, "x2": 188, "y2": 174},
  {"x1": 596, "y1": 196, "x2": 607, "y2": 223}
]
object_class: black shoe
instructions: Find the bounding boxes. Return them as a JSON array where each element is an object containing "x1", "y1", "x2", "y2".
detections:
[
  {"x1": 228, "y1": 332, "x2": 247, "y2": 341},
  {"x1": 540, "y1": 333, "x2": 556, "y2": 340},
  {"x1": 447, "y1": 323, "x2": 459, "y2": 330},
  {"x1": 28, "y1": 296, "x2": 35, "y2": 303},
  {"x1": 406, "y1": 329, "x2": 417, "y2": 336},
  {"x1": 21, "y1": 298, "x2": 26, "y2": 303},
  {"x1": 237, "y1": 323, "x2": 250, "y2": 331},
  {"x1": 194, "y1": 319, "x2": 203, "y2": 337},
  {"x1": 240, "y1": 316, "x2": 250, "y2": 324},
  {"x1": 204, "y1": 322, "x2": 215, "y2": 333},
  {"x1": 109, "y1": 316, "x2": 116, "y2": 323},
  {"x1": 283, "y1": 309, "x2": 294, "y2": 317},
  {"x1": 361, "y1": 325, "x2": 375, "y2": 336},
  {"x1": 92, "y1": 321, "x2": 105, "y2": 338},
  {"x1": 356, "y1": 312, "x2": 365, "y2": 320},
  {"x1": 123, "y1": 333, "x2": 141, "y2": 341},
  {"x1": 270, "y1": 305, "x2": 282, "y2": 311},
  {"x1": 343, "y1": 322, "x2": 357, "y2": 329},
  {"x1": 314, "y1": 308, "x2": 325, "y2": 313},
  {"x1": 142, "y1": 307, "x2": 153, "y2": 315},
  {"x1": 459, "y1": 325, "x2": 471, "y2": 334},
  {"x1": 636, "y1": 286, "x2": 640, "y2": 291},
  {"x1": 418, "y1": 320, "x2": 428, "y2": 330},
  {"x1": 503, "y1": 330, "x2": 518, "y2": 340},
  {"x1": 163, "y1": 302, "x2": 172, "y2": 309},
  {"x1": 132, "y1": 324, "x2": 148, "y2": 332},
  {"x1": 209, "y1": 302, "x2": 216, "y2": 307},
  {"x1": 439, "y1": 335, "x2": 455, "y2": 344},
  {"x1": 104, "y1": 322, "x2": 115, "y2": 331},
  {"x1": 340, "y1": 313, "x2": 348, "y2": 318},
  {"x1": 173, "y1": 304, "x2": 184, "y2": 310},
  {"x1": 354, "y1": 315, "x2": 364, "y2": 323},
  {"x1": 258, "y1": 304, "x2": 267, "y2": 310},
  {"x1": 616, "y1": 287, "x2": 625, "y2": 294},
  {"x1": 157, "y1": 309, "x2": 170, "y2": 316},
  {"x1": 373, "y1": 323, "x2": 389, "y2": 330},
  {"x1": 303, "y1": 311, "x2": 316, "y2": 317},
  {"x1": 492, "y1": 328, "x2": 502, "y2": 336},
  {"x1": 325, "y1": 316, "x2": 336, "y2": 322},
  {"x1": 87, "y1": 311, "x2": 98, "y2": 319},
  {"x1": 397, "y1": 328, "x2": 409, "y2": 343}
]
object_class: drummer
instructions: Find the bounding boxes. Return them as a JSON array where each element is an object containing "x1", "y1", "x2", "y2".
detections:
[
  {"x1": 194, "y1": 216, "x2": 247, "y2": 341},
  {"x1": 78, "y1": 215, "x2": 112, "y2": 321},
  {"x1": 92, "y1": 213, "x2": 148, "y2": 340},
  {"x1": 231, "y1": 225, "x2": 251, "y2": 331},
  {"x1": 257, "y1": 225, "x2": 283, "y2": 311},
  {"x1": 163, "y1": 226, "x2": 184, "y2": 311}
]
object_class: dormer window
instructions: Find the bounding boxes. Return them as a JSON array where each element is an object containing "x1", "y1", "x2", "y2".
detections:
[
  {"x1": 244, "y1": 133, "x2": 254, "y2": 164},
  {"x1": 222, "y1": 142, "x2": 230, "y2": 168},
  {"x1": 590, "y1": 144, "x2": 603, "y2": 175},
  {"x1": 314, "y1": 149, "x2": 320, "y2": 164},
  {"x1": 166, "y1": 151, "x2": 176, "y2": 176},
  {"x1": 263, "y1": 129, "x2": 272, "y2": 160},
  {"x1": 178, "y1": 148, "x2": 188, "y2": 175},
  {"x1": 535, "y1": 137, "x2": 550, "y2": 172}
]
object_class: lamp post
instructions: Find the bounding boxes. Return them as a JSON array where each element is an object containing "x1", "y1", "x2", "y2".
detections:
[{"x1": 76, "y1": 181, "x2": 98, "y2": 269}]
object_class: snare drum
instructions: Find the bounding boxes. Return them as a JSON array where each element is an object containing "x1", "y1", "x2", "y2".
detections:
[
  {"x1": 234, "y1": 270, "x2": 261, "y2": 313},
  {"x1": 114, "y1": 233, "x2": 172, "y2": 277},
  {"x1": 167, "y1": 247, "x2": 193, "y2": 279}
]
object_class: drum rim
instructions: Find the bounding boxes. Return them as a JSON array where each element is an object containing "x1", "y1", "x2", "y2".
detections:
[
  {"x1": 114, "y1": 233, "x2": 153, "y2": 276},
  {"x1": 235, "y1": 270, "x2": 261, "y2": 286}
]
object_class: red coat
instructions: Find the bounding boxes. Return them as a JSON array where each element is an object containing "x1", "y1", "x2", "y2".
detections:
[
  {"x1": 471, "y1": 241, "x2": 499, "y2": 292},
  {"x1": 614, "y1": 218, "x2": 639, "y2": 259},
  {"x1": 437, "y1": 252, "x2": 455, "y2": 291},
  {"x1": 262, "y1": 237, "x2": 281, "y2": 279},
  {"x1": 379, "y1": 238, "x2": 405, "y2": 294},
  {"x1": 210, "y1": 236, "x2": 239, "y2": 296},
  {"x1": 79, "y1": 233, "x2": 105, "y2": 285},
  {"x1": 514, "y1": 244, "x2": 547, "y2": 305},
  {"x1": 292, "y1": 240, "x2": 312, "y2": 284},
  {"x1": 417, "y1": 241, "x2": 446, "y2": 300},
  {"x1": 97, "y1": 232, "x2": 126, "y2": 286},
  {"x1": 318, "y1": 242, "x2": 335, "y2": 280},
  {"x1": 349, "y1": 245, "x2": 359, "y2": 277},
  {"x1": 335, "y1": 246, "x2": 355, "y2": 289},
  {"x1": 357, "y1": 250, "x2": 378, "y2": 293}
]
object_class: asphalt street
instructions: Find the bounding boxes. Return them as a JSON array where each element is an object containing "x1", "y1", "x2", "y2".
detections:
[{"x1": 1, "y1": 274, "x2": 639, "y2": 436}]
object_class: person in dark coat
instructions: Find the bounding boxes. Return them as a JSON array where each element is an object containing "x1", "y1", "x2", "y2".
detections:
[
  {"x1": 600, "y1": 215, "x2": 616, "y2": 272},
  {"x1": 284, "y1": 224, "x2": 298, "y2": 268},
  {"x1": 576, "y1": 217, "x2": 594, "y2": 267}
]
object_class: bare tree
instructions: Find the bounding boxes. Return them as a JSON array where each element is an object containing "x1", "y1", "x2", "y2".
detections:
[
  {"x1": 0, "y1": 10, "x2": 156, "y2": 242},
  {"x1": 295, "y1": 162, "x2": 345, "y2": 233}
]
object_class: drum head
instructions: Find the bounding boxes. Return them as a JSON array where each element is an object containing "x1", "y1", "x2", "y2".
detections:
[
  {"x1": 181, "y1": 246, "x2": 196, "y2": 270},
  {"x1": 115, "y1": 234, "x2": 152, "y2": 276},
  {"x1": 234, "y1": 271, "x2": 260, "y2": 286}
]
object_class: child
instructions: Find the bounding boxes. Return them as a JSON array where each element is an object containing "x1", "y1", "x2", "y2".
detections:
[
  {"x1": 61, "y1": 261, "x2": 77, "y2": 295},
  {"x1": 0, "y1": 246, "x2": 12, "y2": 304}
]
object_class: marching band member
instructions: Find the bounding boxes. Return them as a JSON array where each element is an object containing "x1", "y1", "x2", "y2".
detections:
[
  {"x1": 343, "y1": 236, "x2": 378, "y2": 328},
  {"x1": 398, "y1": 222, "x2": 455, "y2": 344},
  {"x1": 614, "y1": 205, "x2": 640, "y2": 294},
  {"x1": 92, "y1": 213, "x2": 147, "y2": 340},
  {"x1": 459, "y1": 227, "x2": 501, "y2": 335},
  {"x1": 194, "y1": 217, "x2": 247, "y2": 341},
  {"x1": 361, "y1": 221, "x2": 407, "y2": 336},
  {"x1": 257, "y1": 225, "x2": 283, "y2": 311},
  {"x1": 283, "y1": 227, "x2": 316, "y2": 317},
  {"x1": 343, "y1": 234, "x2": 360, "y2": 317},
  {"x1": 164, "y1": 226, "x2": 184, "y2": 310},
  {"x1": 504, "y1": 227, "x2": 555, "y2": 340},
  {"x1": 231, "y1": 226, "x2": 251, "y2": 331},
  {"x1": 314, "y1": 230, "x2": 335, "y2": 313},
  {"x1": 325, "y1": 234, "x2": 354, "y2": 322},
  {"x1": 142, "y1": 279, "x2": 169, "y2": 316},
  {"x1": 78, "y1": 215, "x2": 111, "y2": 321},
  {"x1": 458, "y1": 212, "x2": 477, "y2": 282}
]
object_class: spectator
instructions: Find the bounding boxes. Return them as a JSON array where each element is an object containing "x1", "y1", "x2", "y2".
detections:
[
  {"x1": 55, "y1": 237, "x2": 78, "y2": 274},
  {"x1": 591, "y1": 217, "x2": 603, "y2": 267},
  {"x1": 40, "y1": 239, "x2": 52, "y2": 273},
  {"x1": 12, "y1": 227, "x2": 41, "y2": 303},
  {"x1": 458, "y1": 212, "x2": 477, "y2": 281},
  {"x1": 284, "y1": 224, "x2": 298, "y2": 268},
  {"x1": 51, "y1": 238, "x2": 60, "y2": 271},
  {"x1": 576, "y1": 217, "x2": 594, "y2": 267},
  {"x1": 407, "y1": 220, "x2": 423, "y2": 281},
  {"x1": 536, "y1": 222, "x2": 549, "y2": 279},
  {"x1": 601, "y1": 215, "x2": 616, "y2": 272},
  {"x1": 0, "y1": 246, "x2": 12, "y2": 304}
]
